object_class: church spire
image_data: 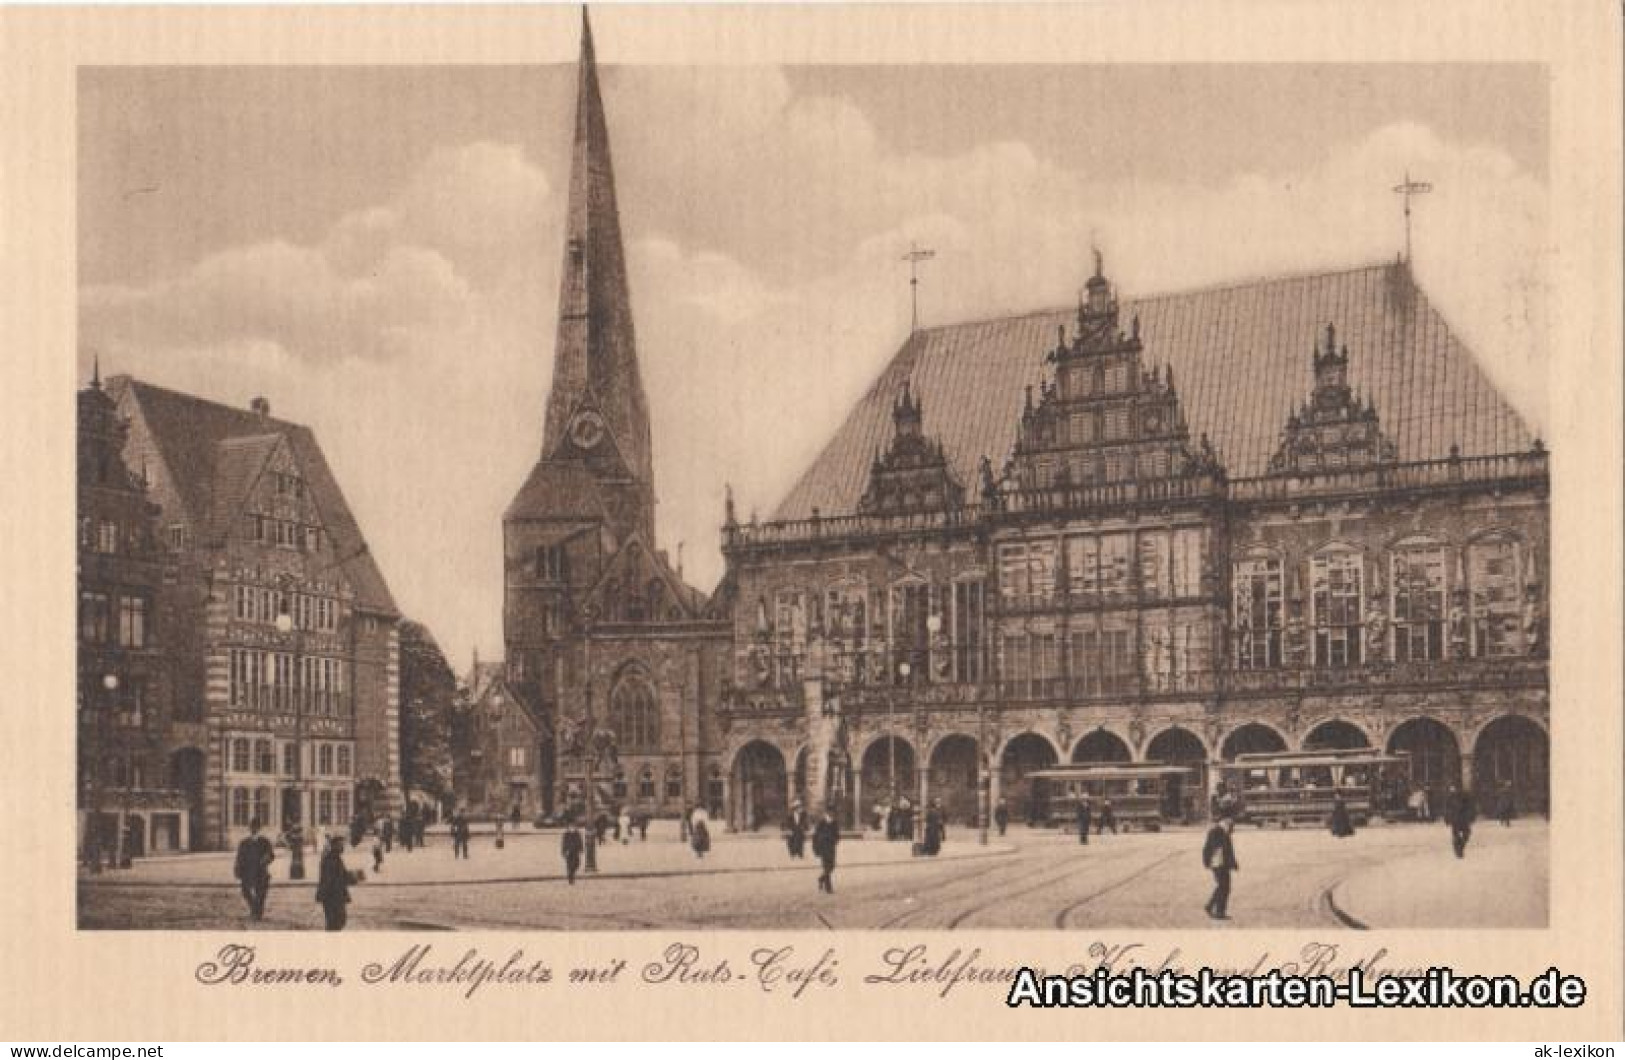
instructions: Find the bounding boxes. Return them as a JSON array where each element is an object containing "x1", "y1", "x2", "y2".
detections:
[{"x1": 541, "y1": 8, "x2": 654, "y2": 497}]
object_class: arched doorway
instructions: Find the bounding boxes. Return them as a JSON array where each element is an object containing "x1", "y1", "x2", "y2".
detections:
[
  {"x1": 1146, "y1": 727, "x2": 1208, "y2": 822},
  {"x1": 1386, "y1": 717, "x2": 1461, "y2": 817},
  {"x1": 1071, "y1": 729, "x2": 1132, "y2": 764},
  {"x1": 1220, "y1": 723, "x2": 1288, "y2": 760},
  {"x1": 732, "y1": 741, "x2": 788, "y2": 831},
  {"x1": 1000, "y1": 733, "x2": 1059, "y2": 825},
  {"x1": 929, "y1": 735, "x2": 980, "y2": 825},
  {"x1": 1303, "y1": 719, "x2": 1370, "y2": 751},
  {"x1": 860, "y1": 735, "x2": 917, "y2": 813},
  {"x1": 1474, "y1": 715, "x2": 1549, "y2": 815},
  {"x1": 168, "y1": 747, "x2": 206, "y2": 851}
]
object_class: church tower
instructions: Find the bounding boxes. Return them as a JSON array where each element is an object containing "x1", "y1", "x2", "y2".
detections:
[{"x1": 502, "y1": 11, "x2": 663, "y2": 810}]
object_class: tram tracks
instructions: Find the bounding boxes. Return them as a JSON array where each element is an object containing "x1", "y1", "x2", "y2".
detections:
[{"x1": 1050, "y1": 848, "x2": 1186, "y2": 929}]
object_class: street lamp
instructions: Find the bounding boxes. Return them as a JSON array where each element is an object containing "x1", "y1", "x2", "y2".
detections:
[
  {"x1": 99, "y1": 672, "x2": 123, "y2": 870},
  {"x1": 274, "y1": 607, "x2": 307, "y2": 880}
]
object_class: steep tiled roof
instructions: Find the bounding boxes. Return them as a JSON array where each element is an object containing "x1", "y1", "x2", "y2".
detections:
[
  {"x1": 106, "y1": 376, "x2": 399, "y2": 616},
  {"x1": 775, "y1": 261, "x2": 1535, "y2": 520}
]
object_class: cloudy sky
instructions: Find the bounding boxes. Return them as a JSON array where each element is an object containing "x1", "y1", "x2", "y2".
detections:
[{"x1": 79, "y1": 58, "x2": 1548, "y2": 670}]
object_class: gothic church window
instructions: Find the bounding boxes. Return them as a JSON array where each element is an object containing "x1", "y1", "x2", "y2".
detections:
[{"x1": 610, "y1": 674, "x2": 660, "y2": 752}]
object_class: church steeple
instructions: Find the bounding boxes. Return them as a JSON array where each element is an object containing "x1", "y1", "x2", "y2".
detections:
[
  {"x1": 509, "y1": 9, "x2": 655, "y2": 546},
  {"x1": 540, "y1": 9, "x2": 654, "y2": 505}
]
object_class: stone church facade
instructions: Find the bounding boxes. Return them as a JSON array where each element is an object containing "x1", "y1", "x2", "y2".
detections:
[{"x1": 509, "y1": 16, "x2": 1550, "y2": 830}]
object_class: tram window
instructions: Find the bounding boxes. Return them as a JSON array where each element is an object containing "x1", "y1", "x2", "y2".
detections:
[{"x1": 1304, "y1": 766, "x2": 1334, "y2": 788}]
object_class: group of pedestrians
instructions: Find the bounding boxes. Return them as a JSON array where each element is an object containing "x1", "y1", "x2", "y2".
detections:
[{"x1": 1071, "y1": 796, "x2": 1120, "y2": 844}]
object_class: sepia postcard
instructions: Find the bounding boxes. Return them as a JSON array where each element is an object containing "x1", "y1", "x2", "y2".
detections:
[{"x1": 0, "y1": 0, "x2": 1619, "y2": 1042}]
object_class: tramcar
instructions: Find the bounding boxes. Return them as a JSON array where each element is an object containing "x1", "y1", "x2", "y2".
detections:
[
  {"x1": 1211, "y1": 749, "x2": 1410, "y2": 828},
  {"x1": 1027, "y1": 763, "x2": 1196, "y2": 832}
]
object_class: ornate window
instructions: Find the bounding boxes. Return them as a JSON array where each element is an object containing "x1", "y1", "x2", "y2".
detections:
[
  {"x1": 772, "y1": 591, "x2": 805, "y2": 689},
  {"x1": 1310, "y1": 547, "x2": 1364, "y2": 668},
  {"x1": 252, "y1": 787, "x2": 271, "y2": 826},
  {"x1": 231, "y1": 787, "x2": 251, "y2": 826},
  {"x1": 610, "y1": 674, "x2": 660, "y2": 752},
  {"x1": 950, "y1": 580, "x2": 985, "y2": 683},
  {"x1": 1138, "y1": 532, "x2": 1171, "y2": 600},
  {"x1": 1468, "y1": 535, "x2": 1523, "y2": 657},
  {"x1": 231, "y1": 738, "x2": 251, "y2": 773},
  {"x1": 1233, "y1": 556, "x2": 1284, "y2": 669},
  {"x1": 1391, "y1": 543, "x2": 1447, "y2": 663},
  {"x1": 255, "y1": 739, "x2": 274, "y2": 774},
  {"x1": 336, "y1": 745, "x2": 351, "y2": 776},
  {"x1": 665, "y1": 766, "x2": 683, "y2": 800},
  {"x1": 638, "y1": 767, "x2": 656, "y2": 800}
]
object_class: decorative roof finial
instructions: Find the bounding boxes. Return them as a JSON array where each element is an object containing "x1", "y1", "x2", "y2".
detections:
[
  {"x1": 91, "y1": 350, "x2": 101, "y2": 390},
  {"x1": 724, "y1": 483, "x2": 737, "y2": 527},
  {"x1": 1092, "y1": 243, "x2": 1103, "y2": 279}
]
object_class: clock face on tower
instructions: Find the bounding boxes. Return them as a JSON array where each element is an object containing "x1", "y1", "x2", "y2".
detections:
[{"x1": 569, "y1": 410, "x2": 606, "y2": 450}]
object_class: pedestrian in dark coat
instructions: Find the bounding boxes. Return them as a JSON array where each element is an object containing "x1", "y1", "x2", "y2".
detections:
[
  {"x1": 811, "y1": 808, "x2": 840, "y2": 893},
  {"x1": 451, "y1": 812, "x2": 471, "y2": 859},
  {"x1": 638, "y1": 813, "x2": 650, "y2": 841},
  {"x1": 1075, "y1": 798, "x2": 1092, "y2": 845},
  {"x1": 1097, "y1": 798, "x2": 1118, "y2": 835},
  {"x1": 380, "y1": 817, "x2": 395, "y2": 853},
  {"x1": 1202, "y1": 815, "x2": 1239, "y2": 919},
  {"x1": 994, "y1": 799, "x2": 1009, "y2": 837},
  {"x1": 922, "y1": 802, "x2": 944, "y2": 856},
  {"x1": 371, "y1": 839, "x2": 384, "y2": 874},
  {"x1": 510, "y1": 803, "x2": 521, "y2": 827},
  {"x1": 315, "y1": 834, "x2": 353, "y2": 931},
  {"x1": 1444, "y1": 785, "x2": 1475, "y2": 858},
  {"x1": 1329, "y1": 794, "x2": 1355, "y2": 838},
  {"x1": 232, "y1": 818, "x2": 275, "y2": 920},
  {"x1": 1495, "y1": 784, "x2": 1516, "y2": 827},
  {"x1": 691, "y1": 817, "x2": 711, "y2": 859},
  {"x1": 785, "y1": 803, "x2": 808, "y2": 859},
  {"x1": 349, "y1": 814, "x2": 366, "y2": 849},
  {"x1": 561, "y1": 823, "x2": 584, "y2": 884}
]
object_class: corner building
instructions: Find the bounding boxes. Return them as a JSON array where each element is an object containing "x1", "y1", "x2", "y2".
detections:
[{"x1": 720, "y1": 257, "x2": 1549, "y2": 828}]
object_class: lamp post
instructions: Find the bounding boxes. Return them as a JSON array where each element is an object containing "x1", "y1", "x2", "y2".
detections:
[
  {"x1": 101, "y1": 672, "x2": 124, "y2": 870},
  {"x1": 274, "y1": 607, "x2": 307, "y2": 880},
  {"x1": 891, "y1": 661, "x2": 908, "y2": 812}
]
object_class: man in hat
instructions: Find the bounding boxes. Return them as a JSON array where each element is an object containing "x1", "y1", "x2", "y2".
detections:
[
  {"x1": 1444, "y1": 784, "x2": 1475, "y2": 858},
  {"x1": 1202, "y1": 813, "x2": 1239, "y2": 920},
  {"x1": 315, "y1": 833, "x2": 353, "y2": 931},
  {"x1": 785, "y1": 801, "x2": 809, "y2": 859},
  {"x1": 232, "y1": 817, "x2": 275, "y2": 921},
  {"x1": 1075, "y1": 796, "x2": 1092, "y2": 846},
  {"x1": 560, "y1": 819, "x2": 585, "y2": 884},
  {"x1": 811, "y1": 806, "x2": 840, "y2": 893}
]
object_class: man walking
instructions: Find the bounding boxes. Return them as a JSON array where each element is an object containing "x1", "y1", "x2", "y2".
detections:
[
  {"x1": 380, "y1": 816, "x2": 394, "y2": 853},
  {"x1": 1202, "y1": 813, "x2": 1239, "y2": 920},
  {"x1": 561, "y1": 820, "x2": 584, "y2": 884},
  {"x1": 451, "y1": 811, "x2": 471, "y2": 859},
  {"x1": 994, "y1": 799, "x2": 1009, "y2": 837},
  {"x1": 1097, "y1": 797, "x2": 1118, "y2": 836},
  {"x1": 1444, "y1": 784, "x2": 1475, "y2": 858},
  {"x1": 233, "y1": 817, "x2": 275, "y2": 921},
  {"x1": 812, "y1": 806, "x2": 840, "y2": 893},
  {"x1": 785, "y1": 802, "x2": 809, "y2": 859},
  {"x1": 1075, "y1": 796, "x2": 1092, "y2": 845},
  {"x1": 315, "y1": 833, "x2": 353, "y2": 932}
]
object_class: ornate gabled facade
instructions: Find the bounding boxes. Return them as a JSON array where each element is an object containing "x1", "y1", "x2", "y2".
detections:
[
  {"x1": 1268, "y1": 323, "x2": 1397, "y2": 474},
  {"x1": 503, "y1": 12, "x2": 729, "y2": 821},
  {"x1": 719, "y1": 255, "x2": 1549, "y2": 831},
  {"x1": 105, "y1": 376, "x2": 403, "y2": 851},
  {"x1": 858, "y1": 384, "x2": 965, "y2": 515}
]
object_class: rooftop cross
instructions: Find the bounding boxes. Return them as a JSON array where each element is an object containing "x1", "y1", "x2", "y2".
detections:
[
  {"x1": 901, "y1": 242, "x2": 936, "y2": 333},
  {"x1": 1392, "y1": 171, "x2": 1433, "y2": 264}
]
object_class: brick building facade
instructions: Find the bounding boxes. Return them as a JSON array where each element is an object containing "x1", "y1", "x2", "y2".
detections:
[
  {"x1": 77, "y1": 367, "x2": 191, "y2": 860},
  {"x1": 100, "y1": 377, "x2": 403, "y2": 851}
]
